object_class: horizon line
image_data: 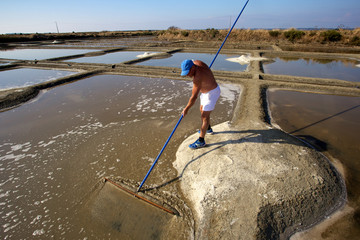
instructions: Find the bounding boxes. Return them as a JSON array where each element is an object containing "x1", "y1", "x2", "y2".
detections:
[{"x1": 1, "y1": 27, "x2": 358, "y2": 35}]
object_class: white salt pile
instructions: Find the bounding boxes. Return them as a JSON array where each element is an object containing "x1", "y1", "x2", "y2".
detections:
[
  {"x1": 136, "y1": 52, "x2": 158, "y2": 58},
  {"x1": 226, "y1": 54, "x2": 267, "y2": 65}
]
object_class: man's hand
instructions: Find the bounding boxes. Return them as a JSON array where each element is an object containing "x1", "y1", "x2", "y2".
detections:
[{"x1": 182, "y1": 108, "x2": 189, "y2": 117}]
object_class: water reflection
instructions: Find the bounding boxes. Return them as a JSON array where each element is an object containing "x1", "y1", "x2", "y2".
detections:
[
  {"x1": 65, "y1": 51, "x2": 150, "y2": 64},
  {"x1": 137, "y1": 52, "x2": 249, "y2": 72},
  {"x1": 0, "y1": 49, "x2": 93, "y2": 60},
  {"x1": 263, "y1": 57, "x2": 360, "y2": 82},
  {"x1": 0, "y1": 68, "x2": 76, "y2": 90}
]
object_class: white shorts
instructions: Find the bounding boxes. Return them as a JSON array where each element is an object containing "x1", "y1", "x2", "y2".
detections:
[{"x1": 200, "y1": 85, "x2": 221, "y2": 111}]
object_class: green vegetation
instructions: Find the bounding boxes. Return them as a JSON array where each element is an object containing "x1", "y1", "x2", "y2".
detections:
[
  {"x1": 268, "y1": 30, "x2": 280, "y2": 38},
  {"x1": 284, "y1": 29, "x2": 305, "y2": 42},
  {"x1": 207, "y1": 28, "x2": 219, "y2": 38},
  {"x1": 350, "y1": 36, "x2": 360, "y2": 46},
  {"x1": 181, "y1": 31, "x2": 189, "y2": 37},
  {"x1": 321, "y1": 30, "x2": 342, "y2": 42}
]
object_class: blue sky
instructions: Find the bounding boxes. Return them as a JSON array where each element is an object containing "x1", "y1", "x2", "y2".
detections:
[{"x1": 1, "y1": 0, "x2": 359, "y2": 34}]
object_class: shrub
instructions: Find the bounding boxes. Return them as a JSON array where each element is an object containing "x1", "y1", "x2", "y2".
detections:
[
  {"x1": 207, "y1": 28, "x2": 219, "y2": 38},
  {"x1": 321, "y1": 30, "x2": 342, "y2": 42},
  {"x1": 269, "y1": 30, "x2": 280, "y2": 38},
  {"x1": 350, "y1": 36, "x2": 360, "y2": 46},
  {"x1": 309, "y1": 31, "x2": 317, "y2": 37},
  {"x1": 181, "y1": 31, "x2": 189, "y2": 37},
  {"x1": 284, "y1": 29, "x2": 305, "y2": 42},
  {"x1": 158, "y1": 30, "x2": 166, "y2": 35}
]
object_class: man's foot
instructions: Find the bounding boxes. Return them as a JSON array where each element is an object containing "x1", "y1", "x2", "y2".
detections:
[
  {"x1": 197, "y1": 128, "x2": 214, "y2": 134},
  {"x1": 189, "y1": 139, "x2": 206, "y2": 149}
]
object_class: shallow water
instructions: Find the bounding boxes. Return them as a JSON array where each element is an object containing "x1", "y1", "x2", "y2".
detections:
[
  {"x1": 0, "y1": 49, "x2": 93, "y2": 60},
  {"x1": 0, "y1": 68, "x2": 76, "y2": 90},
  {"x1": 263, "y1": 57, "x2": 360, "y2": 82},
  {"x1": 64, "y1": 51, "x2": 151, "y2": 64},
  {"x1": 0, "y1": 75, "x2": 240, "y2": 239},
  {"x1": 43, "y1": 36, "x2": 162, "y2": 48},
  {"x1": 267, "y1": 90, "x2": 360, "y2": 239},
  {"x1": 137, "y1": 52, "x2": 249, "y2": 72}
]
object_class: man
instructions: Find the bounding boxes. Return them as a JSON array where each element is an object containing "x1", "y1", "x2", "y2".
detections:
[{"x1": 181, "y1": 59, "x2": 221, "y2": 149}]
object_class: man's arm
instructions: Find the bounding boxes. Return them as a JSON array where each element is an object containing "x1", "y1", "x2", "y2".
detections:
[{"x1": 182, "y1": 80, "x2": 201, "y2": 117}]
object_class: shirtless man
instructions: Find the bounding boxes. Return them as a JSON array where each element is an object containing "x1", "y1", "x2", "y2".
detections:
[{"x1": 181, "y1": 59, "x2": 221, "y2": 149}]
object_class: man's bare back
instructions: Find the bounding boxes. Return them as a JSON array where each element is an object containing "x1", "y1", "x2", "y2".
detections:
[{"x1": 190, "y1": 60, "x2": 218, "y2": 93}]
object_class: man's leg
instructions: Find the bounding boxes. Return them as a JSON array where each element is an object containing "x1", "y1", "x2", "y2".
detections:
[
  {"x1": 188, "y1": 106, "x2": 211, "y2": 149},
  {"x1": 200, "y1": 108, "x2": 211, "y2": 138}
]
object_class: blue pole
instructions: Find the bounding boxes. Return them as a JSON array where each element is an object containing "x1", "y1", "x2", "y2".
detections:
[
  {"x1": 137, "y1": 115, "x2": 183, "y2": 192},
  {"x1": 209, "y1": 0, "x2": 250, "y2": 69},
  {"x1": 137, "y1": 0, "x2": 250, "y2": 192}
]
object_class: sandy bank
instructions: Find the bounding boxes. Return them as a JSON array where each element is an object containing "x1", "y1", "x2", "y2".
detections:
[{"x1": 173, "y1": 121, "x2": 345, "y2": 239}]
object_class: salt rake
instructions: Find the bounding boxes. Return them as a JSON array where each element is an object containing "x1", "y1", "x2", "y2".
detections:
[
  {"x1": 137, "y1": 0, "x2": 250, "y2": 193},
  {"x1": 104, "y1": 177, "x2": 178, "y2": 215}
]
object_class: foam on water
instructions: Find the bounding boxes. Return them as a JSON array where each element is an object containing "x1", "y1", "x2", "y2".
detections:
[
  {"x1": 218, "y1": 84, "x2": 242, "y2": 115},
  {"x1": 0, "y1": 115, "x2": 121, "y2": 238}
]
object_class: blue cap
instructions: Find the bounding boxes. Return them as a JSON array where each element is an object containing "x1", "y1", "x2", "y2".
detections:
[{"x1": 181, "y1": 59, "x2": 194, "y2": 76}]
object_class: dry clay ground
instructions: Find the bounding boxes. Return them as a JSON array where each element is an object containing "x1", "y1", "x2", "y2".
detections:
[{"x1": 1, "y1": 40, "x2": 360, "y2": 239}]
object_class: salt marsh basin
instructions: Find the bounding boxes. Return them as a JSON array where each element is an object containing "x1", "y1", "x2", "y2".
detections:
[
  {"x1": 0, "y1": 36, "x2": 360, "y2": 239},
  {"x1": 0, "y1": 74, "x2": 240, "y2": 239}
]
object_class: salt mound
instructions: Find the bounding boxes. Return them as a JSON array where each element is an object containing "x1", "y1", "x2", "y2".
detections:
[
  {"x1": 136, "y1": 52, "x2": 158, "y2": 58},
  {"x1": 174, "y1": 122, "x2": 345, "y2": 239},
  {"x1": 226, "y1": 55, "x2": 267, "y2": 65}
]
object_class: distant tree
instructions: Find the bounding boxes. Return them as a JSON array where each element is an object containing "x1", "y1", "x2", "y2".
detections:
[{"x1": 168, "y1": 26, "x2": 179, "y2": 31}]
